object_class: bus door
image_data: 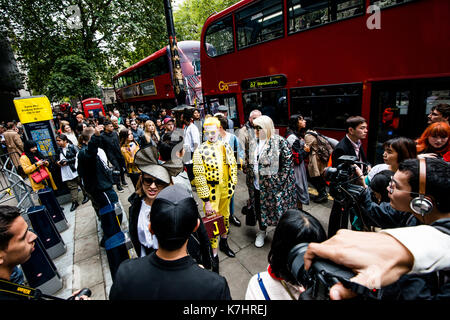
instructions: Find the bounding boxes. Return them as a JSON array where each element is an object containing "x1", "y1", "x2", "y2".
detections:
[
  {"x1": 368, "y1": 77, "x2": 450, "y2": 164},
  {"x1": 242, "y1": 88, "x2": 288, "y2": 136},
  {"x1": 205, "y1": 94, "x2": 239, "y2": 129}
]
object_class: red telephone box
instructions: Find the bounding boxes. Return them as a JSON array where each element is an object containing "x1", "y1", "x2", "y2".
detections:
[{"x1": 81, "y1": 98, "x2": 105, "y2": 118}]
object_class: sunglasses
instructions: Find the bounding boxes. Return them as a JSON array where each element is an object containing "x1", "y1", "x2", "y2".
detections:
[
  {"x1": 254, "y1": 126, "x2": 262, "y2": 131},
  {"x1": 142, "y1": 176, "x2": 168, "y2": 188},
  {"x1": 204, "y1": 130, "x2": 217, "y2": 136}
]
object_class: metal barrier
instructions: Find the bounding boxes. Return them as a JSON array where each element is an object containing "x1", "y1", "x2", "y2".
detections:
[{"x1": 0, "y1": 151, "x2": 35, "y2": 211}]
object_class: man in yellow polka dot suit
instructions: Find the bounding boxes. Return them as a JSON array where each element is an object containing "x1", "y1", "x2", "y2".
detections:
[{"x1": 193, "y1": 116, "x2": 238, "y2": 273}]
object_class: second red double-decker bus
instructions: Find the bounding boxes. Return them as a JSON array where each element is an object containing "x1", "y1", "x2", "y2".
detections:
[
  {"x1": 200, "y1": 0, "x2": 450, "y2": 163},
  {"x1": 113, "y1": 40, "x2": 202, "y2": 111}
]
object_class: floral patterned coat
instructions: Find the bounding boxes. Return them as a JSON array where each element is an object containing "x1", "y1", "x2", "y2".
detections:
[{"x1": 246, "y1": 134, "x2": 297, "y2": 227}]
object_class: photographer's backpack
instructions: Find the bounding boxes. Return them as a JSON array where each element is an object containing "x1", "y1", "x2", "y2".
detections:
[{"x1": 306, "y1": 130, "x2": 334, "y2": 164}]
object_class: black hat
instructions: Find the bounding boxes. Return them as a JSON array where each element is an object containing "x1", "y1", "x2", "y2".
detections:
[{"x1": 150, "y1": 185, "x2": 198, "y2": 250}]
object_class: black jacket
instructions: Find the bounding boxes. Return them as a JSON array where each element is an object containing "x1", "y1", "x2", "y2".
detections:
[
  {"x1": 55, "y1": 143, "x2": 78, "y2": 173},
  {"x1": 359, "y1": 188, "x2": 419, "y2": 229},
  {"x1": 128, "y1": 193, "x2": 213, "y2": 269},
  {"x1": 101, "y1": 131, "x2": 125, "y2": 167},
  {"x1": 109, "y1": 253, "x2": 231, "y2": 300},
  {"x1": 77, "y1": 134, "x2": 114, "y2": 193},
  {"x1": 332, "y1": 135, "x2": 367, "y2": 167}
]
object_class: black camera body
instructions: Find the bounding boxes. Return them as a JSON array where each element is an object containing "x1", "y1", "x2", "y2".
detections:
[
  {"x1": 288, "y1": 243, "x2": 381, "y2": 300},
  {"x1": 323, "y1": 155, "x2": 366, "y2": 204}
]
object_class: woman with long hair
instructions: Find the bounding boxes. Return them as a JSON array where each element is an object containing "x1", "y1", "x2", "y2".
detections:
[
  {"x1": 61, "y1": 122, "x2": 78, "y2": 146},
  {"x1": 140, "y1": 120, "x2": 160, "y2": 148},
  {"x1": 286, "y1": 114, "x2": 310, "y2": 209},
  {"x1": 247, "y1": 115, "x2": 297, "y2": 248},
  {"x1": 119, "y1": 128, "x2": 141, "y2": 188},
  {"x1": 19, "y1": 140, "x2": 57, "y2": 191},
  {"x1": 366, "y1": 136, "x2": 417, "y2": 185},
  {"x1": 245, "y1": 209, "x2": 327, "y2": 300},
  {"x1": 416, "y1": 121, "x2": 450, "y2": 162}
]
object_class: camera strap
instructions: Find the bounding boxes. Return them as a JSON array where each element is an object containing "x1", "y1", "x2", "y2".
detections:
[
  {"x1": 339, "y1": 277, "x2": 383, "y2": 300},
  {"x1": 0, "y1": 279, "x2": 65, "y2": 300}
]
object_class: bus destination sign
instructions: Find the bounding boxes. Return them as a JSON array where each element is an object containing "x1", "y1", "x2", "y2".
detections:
[{"x1": 241, "y1": 75, "x2": 287, "y2": 90}]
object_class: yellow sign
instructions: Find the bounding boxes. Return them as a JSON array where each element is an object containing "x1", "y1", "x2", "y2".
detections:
[{"x1": 13, "y1": 95, "x2": 53, "y2": 124}]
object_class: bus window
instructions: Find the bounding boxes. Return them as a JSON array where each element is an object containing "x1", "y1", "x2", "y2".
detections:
[
  {"x1": 205, "y1": 16, "x2": 234, "y2": 57},
  {"x1": 370, "y1": 0, "x2": 416, "y2": 10},
  {"x1": 243, "y1": 89, "x2": 288, "y2": 126},
  {"x1": 287, "y1": 0, "x2": 364, "y2": 34},
  {"x1": 236, "y1": 0, "x2": 284, "y2": 49},
  {"x1": 290, "y1": 84, "x2": 362, "y2": 130},
  {"x1": 206, "y1": 95, "x2": 239, "y2": 129},
  {"x1": 426, "y1": 90, "x2": 450, "y2": 115}
]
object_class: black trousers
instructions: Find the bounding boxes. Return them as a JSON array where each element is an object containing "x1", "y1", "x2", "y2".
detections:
[{"x1": 254, "y1": 190, "x2": 266, "y2": 231}]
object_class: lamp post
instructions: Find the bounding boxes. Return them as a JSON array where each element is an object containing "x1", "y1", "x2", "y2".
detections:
[{"x1": 163, "y1": 0, "x2": 186, "y2": 106}]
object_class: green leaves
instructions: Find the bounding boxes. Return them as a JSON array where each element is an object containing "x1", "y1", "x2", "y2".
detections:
[
  {"x1": 0, "y1": 0, "x2": 167, "y2": 100},
  {"x1": 174, "y1": 0, "x2": 239, "y2": 41}
]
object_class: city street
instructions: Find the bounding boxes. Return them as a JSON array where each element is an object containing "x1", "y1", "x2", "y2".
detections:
[{"x1": 52, "y1": 170, "x2": 332, "y2": 300}]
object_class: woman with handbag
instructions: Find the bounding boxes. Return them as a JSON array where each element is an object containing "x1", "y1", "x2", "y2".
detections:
[
  {"x1": 119, "y1": 128, "x2": 141, "y2": 189},
  {"x1": 246, "y1": 115, "x2": 297, "y2": 248},
  {"x1": 19, "y1": 140, "x2": 57, "y2": 191}
]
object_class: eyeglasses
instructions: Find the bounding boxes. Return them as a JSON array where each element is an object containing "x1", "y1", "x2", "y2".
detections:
[
  {"x1": 254, "y1": 126, "x2": 262, "y2": 131},
  {"x1": 388, "y1": 176, "x2": 419, "y2": 195},
  {"x1": 142, "y1": 176, "x2": 168, "y2": 188}
]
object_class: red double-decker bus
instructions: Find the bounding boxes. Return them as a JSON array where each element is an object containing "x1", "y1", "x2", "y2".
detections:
[
  {"x1": 113, "y1": 40, "x2": 202, "y2": 111},
  {"x1": 200, "y1": 0, "x2": 450, "y2": 163}
]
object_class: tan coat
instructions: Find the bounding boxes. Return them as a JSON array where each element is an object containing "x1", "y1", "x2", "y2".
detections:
[
  {"x1": 19, "y1": 154, "x2": 57, "y2": 191},
  {"x1": 3, "y1": 129, "x2": 23, "y2": 168},
  {"x1": 305, "y1": 132, "x2": 327, "y2": 177}
]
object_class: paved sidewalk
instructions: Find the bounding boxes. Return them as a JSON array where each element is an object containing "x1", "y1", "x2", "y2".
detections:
[{"x1": 48, "y1": 171, "x2": 332, "y2": 300}]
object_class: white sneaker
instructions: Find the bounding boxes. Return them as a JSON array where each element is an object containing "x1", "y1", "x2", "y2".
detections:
[{"x1": 255, "y1": 231, "x2": 267, "y2": 248}]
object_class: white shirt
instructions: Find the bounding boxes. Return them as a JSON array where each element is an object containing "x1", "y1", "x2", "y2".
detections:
[
  {"x1": 381, "y1": 225, "x2": 450, "y2": 274},
  {"x1": 59, "y1": 146, "x2": 78, "y2": 182},
  {"x1": 137, "y1": 199, "x2": 159, "y2": 257},
  {"x1": 183, "y1": 122, "x2": 201, "y2": 164},
  {"x1": 66, "y1": 132, "x2": 78, "y2": 146},
  {"x1": 245, "y1": 270, "x2": 302, "y2": 300},
  {"x1": 253, "y1": 139, "x2": 266, "y2": 190}
]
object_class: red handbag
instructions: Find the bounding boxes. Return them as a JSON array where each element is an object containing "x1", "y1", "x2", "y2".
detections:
[
  {"x1": 31, "y1": 157, "x2": 50, "y2": 183},
  {"x1": 202, "y1": 214, "x2": 227, "y2": 239},
  {"x1": 31, "y1": 167, "x2": 49, "y2": 184}
]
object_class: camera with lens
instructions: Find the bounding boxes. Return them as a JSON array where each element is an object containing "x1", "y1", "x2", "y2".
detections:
[
  {"x1": 323, "y1": 155, "x2": 369, "y2": 230},
  {"x1": 287, "y1": 243, "x2": 381, "y2": 300},
  {"x1": 323, "y1": 155, "x2": 367, "y2": 204}
]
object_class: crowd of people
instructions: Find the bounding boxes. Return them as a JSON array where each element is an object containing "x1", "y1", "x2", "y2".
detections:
[{"x1": 0, "y1": 102, "x2": 449, "y2": 301}]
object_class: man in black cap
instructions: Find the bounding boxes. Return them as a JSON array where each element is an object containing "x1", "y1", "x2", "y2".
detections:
[{"x1": 109, "y1": 184, "x2": 231, "y2": 300}]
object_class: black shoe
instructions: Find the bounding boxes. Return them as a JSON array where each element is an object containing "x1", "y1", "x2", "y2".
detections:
[
  {"x1": 117, "y1": 185, "x2": 124, "y2": 193},
  {"x1": 121, "y1": 181, "x2": 128, "y2": 186},
  {"x1": 313, "y1": 193, "x2": 328, "y2": 203},
  {"x1": 230, "y1": 215, "x2": 241, "y2": 227},
  {"x1": 70, "y1": 201, "x2": 79, "y2": 212},
  {"x1": 82, "y1": 195, "x2": 90, "y2": 204},
  {"x1": 219, "y1": 238, "x2": 235, "y2": 258},
  {"x1": 212, "y1": 255, "x2": 219, "y2": 273}
]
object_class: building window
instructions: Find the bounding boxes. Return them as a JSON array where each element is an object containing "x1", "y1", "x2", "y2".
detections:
[
  {"x1": 370, "y1": 0, "x2": 416, "y2": 10},
  {"x1": 236, "y1": 0, "x2": 284, "y2": 49},
  {"x1": 205, "y1": 16, "x2": 234, "y2": 57}
]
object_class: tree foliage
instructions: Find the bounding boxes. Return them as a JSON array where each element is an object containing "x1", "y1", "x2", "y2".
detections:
[
  {"x1": 0, "y1": 0, "x2": 168, "y2": 99},
  {"x1": 174, "y1": 0, "x2": 240, "y2": 41},
  {"x1": 46, "y1": 54, "x2": 100, "y2": 101}
]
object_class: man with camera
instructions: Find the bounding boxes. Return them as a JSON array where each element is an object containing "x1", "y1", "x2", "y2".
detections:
[
  {"x1": 302, "y1": 158, "x2": 450, "y2": 300},
  {"x1": 0, "y1": 206, "x2": 90, "y2": 300},
  {"x1": 328, "y1": 116, "x2": 370, "y2": 237}
]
